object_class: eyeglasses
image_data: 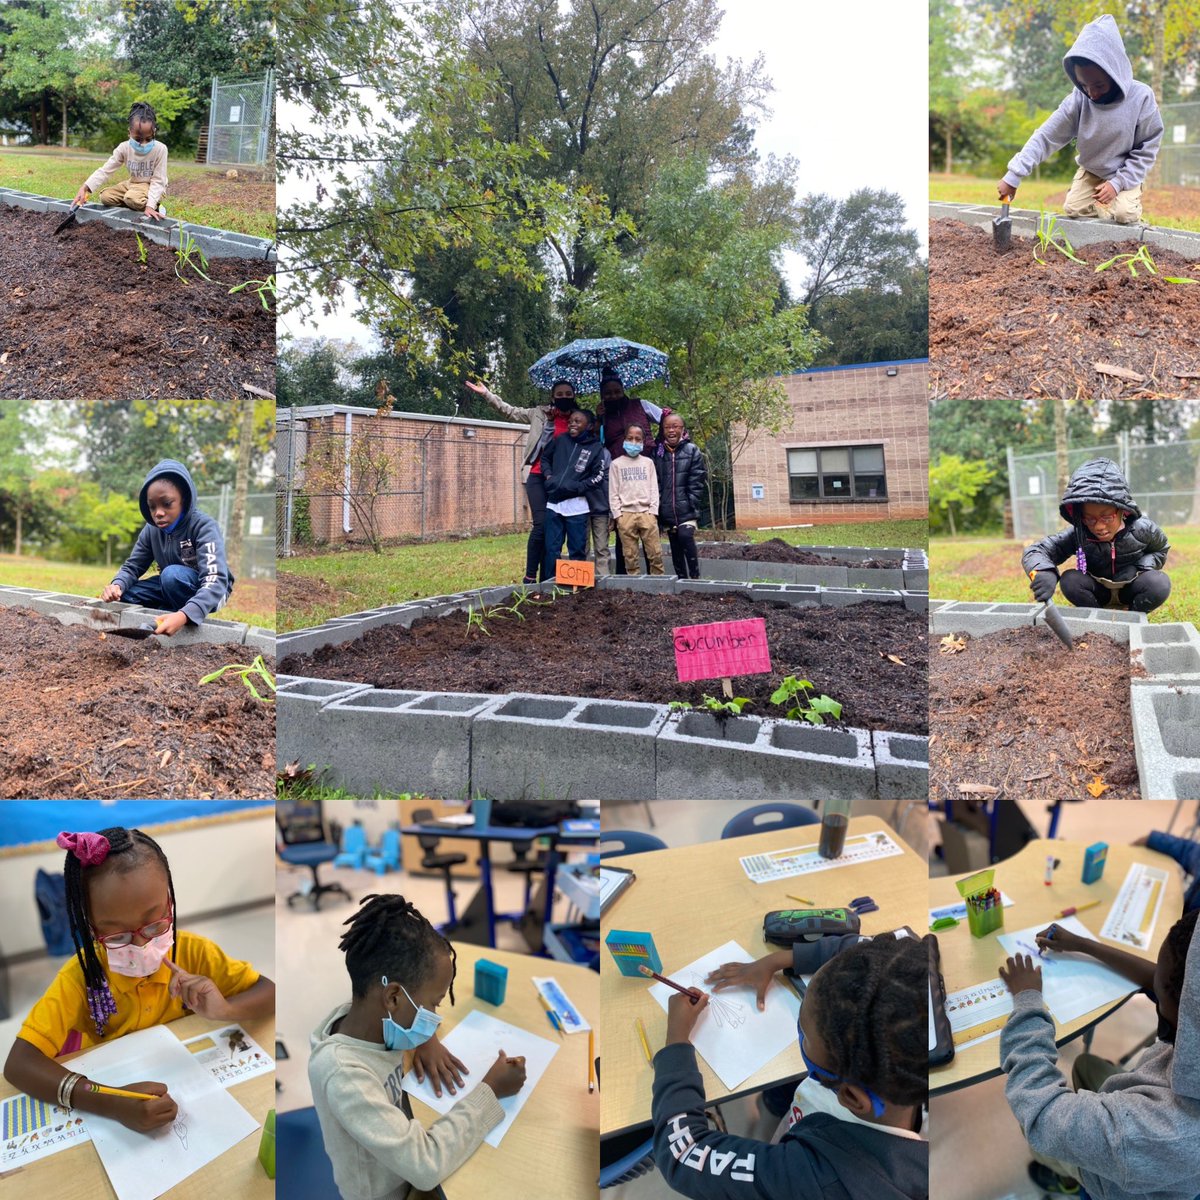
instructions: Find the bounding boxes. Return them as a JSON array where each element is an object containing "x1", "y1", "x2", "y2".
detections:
[
  {"x1": 799, "y1": 1030, "x2": 887, "y2": 1118},
  {"x1": 91, "y1": 903, "x2": 173, "y2": 948}
]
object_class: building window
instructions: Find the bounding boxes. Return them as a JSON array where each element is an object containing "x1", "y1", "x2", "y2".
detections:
[{"x1": 788, "y1": 445, "x2": 887, "y2": 502}]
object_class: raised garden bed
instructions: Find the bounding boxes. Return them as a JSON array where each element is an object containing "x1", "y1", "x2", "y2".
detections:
[
  {"x1": 930, "y1": 218, "x2": 1200, "y2": 400},
  {"x1": 697, "y1": 539, "x2": 898, "y2": 567},
  {"x1": 0, "y1": 205, "x2": 275, "y2": 399},
  {"x1": 0, "y1": 606, "x2": 275, "y2": 799},
  {"x1": 691, "y1": 541, "x2": 927, "y2": 590}
]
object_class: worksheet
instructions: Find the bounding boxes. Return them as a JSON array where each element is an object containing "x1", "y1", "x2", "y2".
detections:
[
  {"x1": 402, "y1": 1010, "x2": 559, "y2": 1147},
  {"x1": 998, "y1": 916, "x2": 1136, "y2": 1026},
  {"x1": 944, "y1": 977, "x2": 1014, "y2": 1046},
  {"x1": 739, "y1": 832, "x2": 903, "y2": 884},
  {"x1": 648, "y1": 940, "x2": 802, "y2": 1091},
  {"x1": 1, "y1": 1094, "x2": 91, "y2": 1168},
  {"x1": 1100, "y1": 862, "x2": 1169, "y2": 950},
  {"x1": 64, "y1": 1024, "x2": 259, "y2": 1200},
  {"x1": 181, "y1": 1023, "x2": 275, "y2": 1088}
]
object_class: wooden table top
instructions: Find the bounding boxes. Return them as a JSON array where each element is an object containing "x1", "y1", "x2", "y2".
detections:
[
  {"x1": 930, "y1": 837, "x2": 1183, "y2": 1095},
  {"x1": 406, "y1": 944, "x2": 599, "y2": 1198},
  {"x1": 599, "y1": 815, "x2": 927, "y2": 1137},
  {"x1": 0, "y1": 1012, "x2": 274, "y2": 1200}
]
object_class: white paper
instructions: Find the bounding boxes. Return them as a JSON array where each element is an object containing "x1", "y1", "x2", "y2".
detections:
[
  {"x1": 648, "y1": 940, "x2": 802, "y2": 1091},
  {"x1": 65, "y1": 1024, "x2": 259, "y2": 1200},
  {"x1": 1100, "y1": 863, "x2": 1169, "y2": 950},
  {"x1": 181, "y1": 1023, "x2": 275, "y2": 1088},
  {"x1": 739, "y1": 831, "x2": 903, "y2": 884},
  {"x1": 944, "y1": 977, "x2": 1014, "y2": 1035},
  {"x1": 401, "y1": 1010, "x2": 559, "y2": 1147},
  {"x1": 998, "y1": 916, "x2": 1136, "y2": 1026}
]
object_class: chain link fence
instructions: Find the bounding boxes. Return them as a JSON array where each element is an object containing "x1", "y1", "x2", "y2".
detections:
[
  {"x1": 194, "y1": 489, "x2": 276, "y2": 579},
  {"x1": 276, "y1": 408, "x2": 530, "y2": 556},
  {"x1": 1159, "y1": 102, "x2": 1200, "y2": 188},
  {"x1": 206, "y1": 71, "x2": 274, "y2": 166},
  {"x1": 1007, "y1": 433, "x2": 1200, "y2": 540}
]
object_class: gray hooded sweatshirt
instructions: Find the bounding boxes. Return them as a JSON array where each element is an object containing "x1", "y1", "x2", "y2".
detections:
[
  {"x1": 1003, "y1": 15, "x2": 1164, "y2": 194},
  {"x1": 1000, "y1": 919, "x2": 1200, "y2": 1200}
]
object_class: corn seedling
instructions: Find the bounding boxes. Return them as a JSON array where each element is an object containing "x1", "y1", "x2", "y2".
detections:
[
  {"x1": 174, "y1": 228, "x2": 211, "y2": 283},
  {"x1": 1093, "y1": 244, "x2": 1198, "y2": 284},
  {"x1": 134, "y1": 232, "x2": 147, "y2": 265},
  {"x1": 228, "y1": 274, "x2": 276, "y2": 310},
  {"x1": 1032, "y1": 207, "x2": 1085, "y2": 266},
  {"x1": 770, "y1": 676, "x2": 842, "y2": 725},
  {"x1": 199, "y1": 655, "x2": 275, "y2": 703},
  {"x1": 465, "y1": 604, "x2": 493, "y2": 637}
]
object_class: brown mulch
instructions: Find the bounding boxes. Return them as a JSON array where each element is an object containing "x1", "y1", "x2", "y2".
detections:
[
  {"x1": 277, "y1": 571, "x2": 340, "y2": 612},
  {"x1": 0, "y1": 607, "x2": 275, "y2": 799},
  {"x1": 280, "y1": 589, "x2": 930, "y2": 735},
  {"x1": 697, "y1": 538, "x2": 897, "y2": 568},
  {"x1": 0, "y1": 205, "x2": 275, "y2": 399},
  {"x1": 929, "y1": 625, "x2": 1144, "y2": 802},
  {"x1": 930, "y1": 218, "x2": 1200, "y2": 400}
]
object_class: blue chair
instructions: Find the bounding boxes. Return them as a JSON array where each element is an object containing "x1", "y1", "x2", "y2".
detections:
[
  {"x1": 720, "y1": 803, "x2": 820, "y2": 840},
  {"x1": 599, "y1": 830, "x2": 668, "y2": 859},
  {"x1": 599, "y1": 1135, "x2": 655, "y2": 1188},
  {"x1": 277, "y1": 1107, "x2": 338, "y2": 1200},
  {"x1": 364, "y1": 828, "x2": 401, "y2": 875},
  {"x1": 332, "y1": 823, "x2": 367, "y2": 869},
  {"x1": 276, "y1": 800, "x2": 352, "y2": 911}
]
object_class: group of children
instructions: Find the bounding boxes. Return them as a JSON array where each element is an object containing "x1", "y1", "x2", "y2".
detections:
[{"x1": 469, "y1": 367, "x2": 708, "y2": 586}]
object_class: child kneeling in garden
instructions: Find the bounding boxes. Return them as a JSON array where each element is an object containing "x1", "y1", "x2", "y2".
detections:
[
  {"x1": 100, "y1": 459, "x2": 233, "y2": 636},
  {"x1": 1022, "y1": 457, "x2": 1170, "y2": 614},
  {"x1": 73, "y1": 101, "x2": 168, "y2": 221}
]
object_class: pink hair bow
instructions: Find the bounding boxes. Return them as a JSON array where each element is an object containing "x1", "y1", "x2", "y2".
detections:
[{"x1": 56, "y1": 831, "x2": 110, "y2": 867}]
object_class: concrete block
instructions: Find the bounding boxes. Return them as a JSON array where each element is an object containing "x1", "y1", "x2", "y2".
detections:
[
  {"x1": 164, "y1": 616, "x2": 250, "y2": 647},
  {"x1": 1142, "y1": 226, "x2": 1200, "y2": 262},
  {"x1": 0, "y1": 585, "x2": 54, "y2": 606},
  {"x1": 243, "y1": 627, "x2": 276, "y2": 655},
  {"x1": 929, "y1": 600, "x2": 1144, "y2": 644},
  {"x1": 1130, "y1": 622, "x2": 1200, "y2": 685},
  {"x1": 902, "y1": 569, "x2": 930, "y2": 590},
  {"x1": 276, "y1": 621, "x2": 373, "y2": 659},
  {"x1": 819, "y1": 588, "x2": 903, "y2": 608},
  {"x1": 699, "y1": 558, "x2": 752, "y2": 582},
  {"x1": 276, "y1": 676, "x2": 374, "y2": 768},
  {"x1": 472, "y1": 693, "x2": 668, "y2": 802},
  {"x1": 676, "y1": 580, "x2": 751, "y2": 598},
  {"x1": 27, "y1": 594, "x2": 105, "y2": 626},
  {"x1": 1131, "y1": 685, "x2": 1200, "y2": 800},
  {"x1": 316, "y1": 689, "x2": 493, "y2": 798},
  {"x1": 655, "y1": 712, "x2": 876, "y2": 800},
  {"x1": 900, "y1": 591, "x2": 929, "y2": 614},
  {"x1": 872, "y1": 731, "x2": 929, "y2": 800},
  {"x1": 597, "y1": 575, "x2": 680, "y2": 595},
  {"x1": 847, "y1": 567, "x2": 904, "y2": 589}
]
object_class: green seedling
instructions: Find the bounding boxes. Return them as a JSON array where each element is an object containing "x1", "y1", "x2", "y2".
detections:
[
  {"x1": 1032, "y1": 207, "x2": 1085, "y2": 266},
  {"x1": 228, "y1": 274, "x2": 277, "y2": 310},
  {"x1": 1094, "y1": 244, "x2": 1198, "y2": 283},
  {"x1": 701, "y1": 694, "x2": 751, "y2": 717},
  {"x1": 134, "y1": 232, "x2": 147, "y2": 265},
  {"x1": 174, "y1": 228, "x2": 211, "y2": 283},
  {"x1": 770, "y1": 675, "x2": 842, "y2": 726},
  {"x1": 199, "y1": 655, "x2": 276, "y2": 703}
]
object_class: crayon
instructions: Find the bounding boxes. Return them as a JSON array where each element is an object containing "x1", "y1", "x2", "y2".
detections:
[{"x1": 1055, "y1": 900, "x2": 1100, "y2": 919}]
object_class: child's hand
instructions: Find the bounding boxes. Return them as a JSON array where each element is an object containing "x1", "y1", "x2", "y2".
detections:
[
  {"x1": 164, "y1": 959, "x2": 235, "y2": 1019},
  {"x1": 73, "y1": 185, "x2": 89, "y2": 207},
  {"x1": 665, "y1": 989, "x2": 709, "y2": 1045},
  {"x1": 705, "y1": 954, "x2": 783, "y2": 1011},
  {"x1": 482, "y1": 1049, "x2": 526, "y2": 1099},
  {"x1": 155, "y1": 611, "x2": 188, "y2": 637},
  {"x1": 144, "y1": 205, "x2": 164, "y2": 221},
  {"x1": 1035, "y1": 924, "x2": 1087, "y2": 955},
  {"x1": 108, "y1": 1081, "x2": 177, "y2": 1132},
  {"x1": 1094, "y1": 181, "x2": 1118, "y2": 206},
  {"x1": 997, "y1": 181, "x2": 1016, "y2": 202},
  {"x1": 100, "y1": 583, "x2": 124, "y2": 602},
  {"x1": 411, "y1": 1036, "x2": 468, "y2": 1098},
  {"x1": 999, "y1": 953, "x2": 1042, "y2": 995},
  {"x1": 1029, "y1": 570, "x2": 1057, "y2": 602},
  {"x1": 464, "y1": 380, "x2": 487, "y2": 395}
]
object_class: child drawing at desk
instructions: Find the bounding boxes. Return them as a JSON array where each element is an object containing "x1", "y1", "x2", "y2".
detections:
[
  {"x1": 999, "y1": 907, "x2": 1199, "y2": 1199},
  {"x1": 2, "y1": 827, "x2": 274, "y2": 1133},
  {"x1": 651, "y1": 936, "x2": 928, "y2": 1198},
  {"x1": 309, "y1": 894, "x2": 527, "y2": 1200}
]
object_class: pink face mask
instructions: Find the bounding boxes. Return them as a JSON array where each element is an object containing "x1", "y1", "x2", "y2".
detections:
[{"x1": 104, "y1": 927, "x2": 174, "y2": 977}]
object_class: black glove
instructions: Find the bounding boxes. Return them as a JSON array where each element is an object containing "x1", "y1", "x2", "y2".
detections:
[{"x1": 1030, "y1": 570, "x2": 1058, "y2": 602}]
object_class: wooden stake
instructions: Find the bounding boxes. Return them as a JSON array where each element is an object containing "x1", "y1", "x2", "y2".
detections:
[{"x1": 720, "y1": 677, "x2": 733, "y2": 699}]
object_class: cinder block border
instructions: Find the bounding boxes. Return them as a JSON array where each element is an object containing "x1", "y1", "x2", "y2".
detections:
[
  {"x1": 695, "y1": 542, "x2": 928, "y2": 591},
  {"x1": 1131, "y1": 685, "x2": 1200, "y2": 801},
  {"x1": 1129, "y1": 622, "x2": 1200, "y2": 686}
]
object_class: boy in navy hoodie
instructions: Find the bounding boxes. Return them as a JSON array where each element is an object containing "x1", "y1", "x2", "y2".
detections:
[
  {"x1": 100, "y1": 459, "x2": 233, "y2": 635},
  {"x1": 539, "y1": 409, "x2": 609, "y2": 585}
]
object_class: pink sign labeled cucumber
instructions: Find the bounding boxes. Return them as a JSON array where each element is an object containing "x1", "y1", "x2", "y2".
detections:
[{"x1": 672, "y1": 617, "x2": 772, "y2": 683}]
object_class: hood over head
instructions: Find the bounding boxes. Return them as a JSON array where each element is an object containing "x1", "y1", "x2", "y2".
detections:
[
  {"x1": 139, "y1": 458, "x2": 195, "y2": 524},
  {"x1": 1170, "y1": 912, "x2": 1200, "y2": 1100},
  {"x1": 1063, "y1": 14, "x2": 1133, "y2": 103},
  {"x1": 1059, "y1": 457, "x2": 1139, "y2": 523}
]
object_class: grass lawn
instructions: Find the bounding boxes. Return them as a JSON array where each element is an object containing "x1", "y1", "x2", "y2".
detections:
[
  {"x1": 0, "y1": 148, "x2": 275, "y2": 239},
  {"x1": 278, "y1": 519, "x2": 929, "y2": 631},
  {"x1": 929, "y1": 528, "x2": 1198, "y2": 624},
  {"x1": 0, "y1": 555, "x2": 275, "y2": 629},
  {"x1": 930, "y1": 172, "x2": 1200, "y2": 233}
]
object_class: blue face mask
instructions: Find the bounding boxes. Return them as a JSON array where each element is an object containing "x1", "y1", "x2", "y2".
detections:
[
  {"x1": 130, "y1": 138, "x2": 156, "y2": 156},
  {"x1": 623, "y1": 441, "x2": 643, "y2": 456},
  {"x1": 380, "y1": 976, "x2": 442, "y2": 1051}
]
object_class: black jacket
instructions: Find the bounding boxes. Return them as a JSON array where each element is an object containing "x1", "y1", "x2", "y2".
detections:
[
  {"x1": 1021, "y1": 457, "x2": 1169, "y2": 583},
  {"x1": 539, "y1": 430, "x2": 610, "y2": 513},
  {"x1": 655, "y1": 439, "x2": 708, "y2": 528},
  {"x1": 652, "y1": 1043, "x2": 928, "y2": 1199}
]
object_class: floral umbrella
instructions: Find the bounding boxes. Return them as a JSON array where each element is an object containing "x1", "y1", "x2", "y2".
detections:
[{"x1": 527, "y1": 336, "x2": 669, "y2": 395}]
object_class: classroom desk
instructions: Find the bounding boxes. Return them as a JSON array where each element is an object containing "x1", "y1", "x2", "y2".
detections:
[
  {"x1": 599, "y1": 815, "x2": 927, "y2": 1138},
  {"x1": 406, "y1": 944, "x2": 599, "y2": 1199},
  {"x1": 0, "y1": 1012, "x2": 274, "y2": 1200},
  {"x1": 930, "y1": 837, "x2": 1183, "y2": 1096}
]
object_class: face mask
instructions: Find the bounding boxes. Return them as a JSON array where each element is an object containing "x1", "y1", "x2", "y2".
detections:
[
  {"x1": 553, "y1": 397, "x2": 575, "y2": 412},
  {"x1": 623, "y1": 442, "x2": 643, "y2": 456},
  {"x1": 130, "y1": 138, "x2": 156, "y2": 156},
  {"x1": 105, "y1": 926, "x2": 174, "y2": 977},
  {"x1": 380, "y1": 976, "x2": 442, "y2": 1050}
]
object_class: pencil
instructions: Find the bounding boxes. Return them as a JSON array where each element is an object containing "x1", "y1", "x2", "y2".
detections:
[
  {"x1": 536, "y1": 993, "x2": 564, "y2": 1036},
  {"x1": 636, "y1": 964, "x2": 703, "y2": 1002},
  {"x1": 635, "y1": 1017, "x2": 652, "y2": 1064},
  {"x1": 1056, "y1": 899, "x2": 1101, "y2": 919},
  {"x1": 588, "y1": 1030, "x2": 595, "y2": 1093},
  {"x1": 86, "y1": 1084, "x2": 154, "y2": 1101},
  {"x1": 786, "y1": 895, "x2": 813, "y2": 905}
]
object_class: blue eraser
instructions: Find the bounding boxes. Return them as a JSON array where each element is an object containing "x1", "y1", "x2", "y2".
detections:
[
  {"x1": 474, "y1": 959, "x2": 508, "y2": 1006},
  {"x1": 1082, "y1": 842, "x2": 1108, "y2": 885}
]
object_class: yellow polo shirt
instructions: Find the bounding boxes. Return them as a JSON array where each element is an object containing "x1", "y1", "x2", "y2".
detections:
[{"x1": 18, "y1": 930, "x2": 259, "y2": 1058}]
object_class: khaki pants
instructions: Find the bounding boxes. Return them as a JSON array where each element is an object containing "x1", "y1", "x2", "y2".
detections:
[
  {"x1": 1062, "y1": 167, "x2": 1142, "y2": 224},
  {"x1": 616, "y1": 512, "x2": 664, "y2": 575},
  {"x1": 587, "y1": 513, "x2": 611, "y2": 577},
  {"x1": 1030, "y1": 1052, "x2": 1123, "y2": 1180},
  {"x1": 98, "y1": 179, "x2": 153, "y2": 211}
]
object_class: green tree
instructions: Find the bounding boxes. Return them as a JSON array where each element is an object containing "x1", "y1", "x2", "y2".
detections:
[
  {"x1": 930, "y1": 0, "x2": 979, "y2": 173},
  {"x1": 0, "y1": 404, "x2": 38, "y2": 554},
  {"x1": 809, "y1": 265, "x2": 928, "y2": 366},
  {"x1": 929, "y1": 454, "x2": 997, "y2": 536},
  {"x1": 584, "y1": 155, "x2": 824, "y2": 527}
]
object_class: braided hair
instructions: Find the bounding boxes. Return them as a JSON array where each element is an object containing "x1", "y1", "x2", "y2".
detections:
[
  {"x1": 128, "y1": 101, "x2": 157, "y2": 135},
  {"x1": 338, "y1": 894, "x2": 456, "y2": 1002},
  {"x1": 1163, "y1": 907, "x2": 1197, "y2": 1010},
  {"x1": 63, "y1": 827, "x2": 177, "y2": 1039},
  {"x1": 810, "y1": 935, "x2": 928, "y2": 1109}
]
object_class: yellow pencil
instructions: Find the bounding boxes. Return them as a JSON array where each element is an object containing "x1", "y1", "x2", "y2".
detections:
[
  {"x1": 787, "y1": 895, "x2": 813, "y2": 905},
  {"x1": 635, "y1": 1017, "x2": 652, "y2": 1064},
  {"x1": 1056, "y1": 899, "x2": 1102, "y2": 919},
  {"x1": 588, "y1": 1029, "x2": 596, "y2": 1093},
  {"x1": 536, "y1": 992, "x2": 564, "y2": 1036},
  {"x1": 87, "y1": 1084, "x2": 154, "y2": 1101}
]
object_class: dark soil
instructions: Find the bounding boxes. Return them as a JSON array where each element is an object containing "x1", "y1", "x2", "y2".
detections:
[
  {"x1": 280, "y1": 590, "x2": 929, "y2": 735},
  {"x1": 0, "y1": 206, "x2": 275, "y2": 399},
  {"x1": 929, "y1": 626, "x2": 1144, "y2": 802},
  {"x1": 930, "y1": 219, "x2": 1200, "y2": 400},
  {"x1": 0, "y1": 607, "x2": 275, "y2": 799},
  {"x1": 277, "y1": 571, "x2": 340, "y2": 612},
  {"x1": 698, "y1": 538, "x2": 897, "y2": 568}
]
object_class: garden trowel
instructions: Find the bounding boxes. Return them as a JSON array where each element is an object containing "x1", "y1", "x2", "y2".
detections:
[
  {"x1": 1035, "y1": 599, "x2": 1074, "y2": 652},
  {"x1": 993, "y1": 200, "x2": 1012, "y2": 252},
  {"x1": 106, "y1": 622, "x2": 160, "y2": 640},
  {"x1": 54, "y1": 201, "x2": 84, "y2": 235}
]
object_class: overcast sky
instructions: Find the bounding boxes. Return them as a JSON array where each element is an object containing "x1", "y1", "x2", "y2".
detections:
[{"x1": 279, "y1": 1, "x2": 929, "y2": 351}]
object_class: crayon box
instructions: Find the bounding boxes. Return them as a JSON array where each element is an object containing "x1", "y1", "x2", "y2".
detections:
[{"x1": 956, "y1": 867, "x2": 1004, "y2": 938}]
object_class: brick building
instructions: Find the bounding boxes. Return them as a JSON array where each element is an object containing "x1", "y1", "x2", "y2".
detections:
[{"x1": 732, "y1": 360, "x2": 929, "y2": 527}]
